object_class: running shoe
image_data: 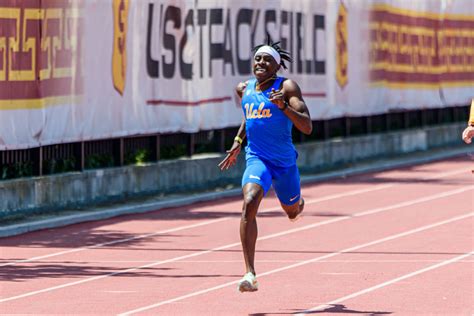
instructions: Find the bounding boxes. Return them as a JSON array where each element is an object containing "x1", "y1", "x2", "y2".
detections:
[{"x1": 237, "y1": 272, "x2": 259, "y2": 292}]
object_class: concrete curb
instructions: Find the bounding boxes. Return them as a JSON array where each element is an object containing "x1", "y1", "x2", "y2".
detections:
[{"x1": 0, "y1": 146, "x2": 472, "y2": 238}]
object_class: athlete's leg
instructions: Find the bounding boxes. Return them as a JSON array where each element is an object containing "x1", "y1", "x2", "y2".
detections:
[
  {"x1": 272, "y1": 164, "x2": 304, "y2": 220},
  {"x1": 281, "y1": 197, "x2": 304, "y2": 221},
  {"x1": 240, "y1": 156, "x2": 272, "y2": 276},
  {"x1": 240, "y1": 182, "x2": 264, "y2": 275},
  {"x1": 238, "y1": 156, "x2": 271, "y2": 292}
]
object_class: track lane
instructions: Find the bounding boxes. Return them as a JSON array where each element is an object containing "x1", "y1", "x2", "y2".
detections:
[
  {"x1": 1, "y1": 159, "x2": 468, "y2": 266},
  {"x1": 0, "y1": 157, "x2": 471, "y2": 315},
  {"x1": 1, "y1": 182, "x2": 470, "y2": 302},
  {"x1": 1, "y1": 191, "x2": 472, "y2": 312},
  {"x1": 119, "y1": 213, "x2": 473, "y2": 315}
]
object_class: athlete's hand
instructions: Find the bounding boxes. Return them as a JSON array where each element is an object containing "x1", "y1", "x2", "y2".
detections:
[
  {"x1": 269, "y1": 88, "x2": 287, "y2": 110},
  {"x1": 462, "y1": 125, "x2": 474, "y2": 144},
  {"x1": 218, "y1": 142, "x2": 241, "y2": 170},
  {"x1": 236, "y1": 81, "x2": 249, "y2": 98}
]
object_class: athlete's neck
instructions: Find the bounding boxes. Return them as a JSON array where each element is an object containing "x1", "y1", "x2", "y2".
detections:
[{"x1": 256, "y1": 75, "x2": 277, "y2": 91}]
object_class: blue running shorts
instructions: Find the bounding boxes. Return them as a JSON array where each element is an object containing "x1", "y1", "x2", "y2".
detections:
[{"x1": 242, "y1": 155, "x2": 301, "y2": 205}]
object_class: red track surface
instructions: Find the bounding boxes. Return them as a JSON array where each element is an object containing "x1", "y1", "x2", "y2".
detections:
[{"x1": 1, "y1": 157, "x2": 473, "y2": 315}]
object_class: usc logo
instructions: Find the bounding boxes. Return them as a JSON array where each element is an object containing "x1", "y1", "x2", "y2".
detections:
[{"x1": 112, "y1": 0, "x2": 129, "y2": 95}]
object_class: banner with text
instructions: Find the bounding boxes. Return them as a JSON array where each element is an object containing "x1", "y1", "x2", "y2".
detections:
[{"x1": 0, "y1": 0, "x2": 472, "y2": 150}]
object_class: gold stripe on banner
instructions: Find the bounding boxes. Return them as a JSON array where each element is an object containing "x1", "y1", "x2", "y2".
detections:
[
  {"x1": 112, "y1": 0, "x2": 129, "y2": 95},
  {"x1": 0, "y1": 96, "x2": 82, "y2": 110},
  {"x1": 370, "y1": 62, "x2": 474, "y2": 74},
  {"x1": 371, "y1": 3, "x2": 474, "y2": 21},
  {"x1": 370, "y1": 80, "x2": 474, "y2": 90}
]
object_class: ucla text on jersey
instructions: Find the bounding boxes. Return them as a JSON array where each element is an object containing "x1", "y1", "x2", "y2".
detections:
[{"x1": 244, "y1": 102, "x2": 272, "y2": 119}]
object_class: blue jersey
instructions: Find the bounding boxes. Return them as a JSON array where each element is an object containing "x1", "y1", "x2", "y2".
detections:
[{"x1": 241, "y1": 77, "x2": 297, "y2": 168}]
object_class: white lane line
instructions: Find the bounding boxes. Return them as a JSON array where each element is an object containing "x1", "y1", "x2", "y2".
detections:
[
  {"x1": 320, "y1": 273, "x2": 358, "y2": 275},
  {"x1": 297, "y1": 251, "x2": 474, "y2": 315},
  {"x1": 175, "y1": 259, "x2": 474, "y2": 264},
  {"x1": 1, "y1": 190, "x2": 387, "y2": 268},
  {"x1": 0, "y1": 186, "x2": 471, "y2": 304},
  {"x1": 118, "y1": 212, "x2": 474, "y2": 315},
  {"x1": 257, "y1": 187, "x2": 473, "y2": 243},
  {"x1": 0, "y1": 218, "x2": 228, "y2": 268},
  {"x1": 1, "y1": 186, "x2": 400, "y2": 268},
  {"x1": 8, "y1": 259, "x2": 473, "y2": 264}
]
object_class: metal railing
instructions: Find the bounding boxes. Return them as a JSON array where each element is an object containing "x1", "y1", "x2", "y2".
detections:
[{"x1": 0, "y1": 106, "x2": 469, "y2": 180}]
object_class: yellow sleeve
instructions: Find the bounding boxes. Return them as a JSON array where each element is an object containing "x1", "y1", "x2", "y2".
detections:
[{"x1": 470, "y1": 99, "x2": 474, "y2": 125}]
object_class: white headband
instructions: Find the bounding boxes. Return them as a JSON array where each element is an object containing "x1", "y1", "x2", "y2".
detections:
[{"x1": 254, "y1": 46, "x2": 281, "y2": 65}]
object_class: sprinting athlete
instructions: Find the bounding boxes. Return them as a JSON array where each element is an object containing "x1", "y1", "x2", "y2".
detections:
[{"x1": 218, "y1": 36, "x2": 313, "y2": 292}]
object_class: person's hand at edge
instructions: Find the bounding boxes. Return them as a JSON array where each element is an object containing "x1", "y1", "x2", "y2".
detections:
[
  {"x1": 462, "y1": 125, "x2": 474, "y2": 144},
  {"x1": 218, "y1": 141, "x2": 241, "y2": 170}
]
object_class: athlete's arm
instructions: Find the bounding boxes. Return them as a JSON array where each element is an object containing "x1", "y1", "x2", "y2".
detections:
[
  {"x1": 462, "y1": 101, "x2": 474, "y2": 144},
  {"x1": 218, "y1": 82, "x2": 248, "y2": 170},
  {"x1": 269, "y1": 79, "x2": 312, "y2": 135},
  {"x1": 219, "y1": 118, "x2": 246, "y2": 170},
  {"x1": 233, "y1": 81, "x2": 248, "y2": 142}
]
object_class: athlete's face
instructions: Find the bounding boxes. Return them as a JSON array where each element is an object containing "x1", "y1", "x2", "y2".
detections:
[{"x1": 253, "y1": 53, "x2": 280, "y2": 80}]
